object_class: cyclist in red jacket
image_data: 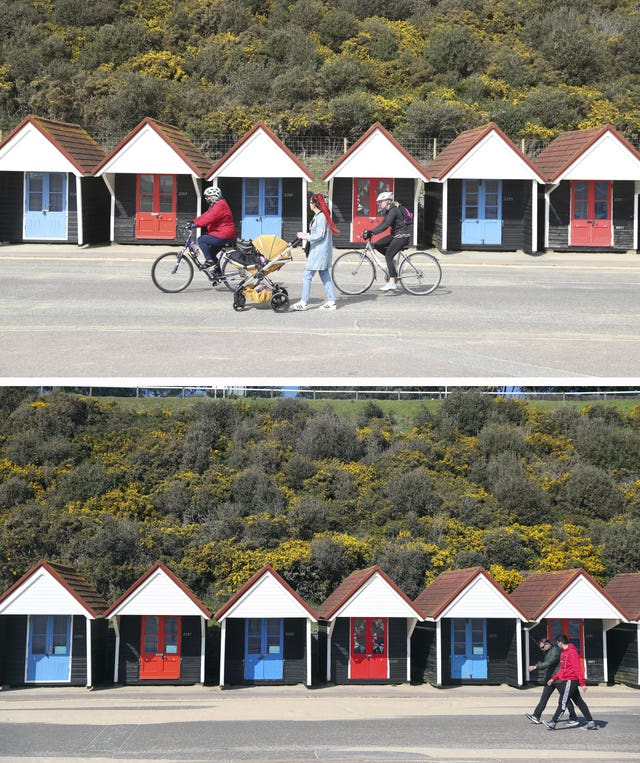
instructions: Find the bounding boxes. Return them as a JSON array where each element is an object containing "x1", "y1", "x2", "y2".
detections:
[
  {"x1": 193, "y1": 186, "x2": 236, "y2": 276},
  {"x1": 544, "y1": 634, "x2": 597, "y2": 730}
]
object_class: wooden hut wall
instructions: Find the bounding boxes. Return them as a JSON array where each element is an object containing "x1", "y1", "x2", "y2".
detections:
[
  {"x1": 282, "y1": 617, "x2": 307, "y2": 684},
  {"x1": 445, "y1": 181, "x2": 463, "y2": 251},
  {"x1": 217, "y1": 177, "x2": 303, "y2": 243},
  {"x1": 584, "y1": 619, "x2": 605, "y2": 682},
  {"x1": 81, "y1": 177, "x2": 111, "y2": 244},
  {"x1": 118, "y1": 615, "x2": 202, "y2": 684},
  {"x1": 0, "y1": 615, "x2": 91, "y2": 686},
  {"x1": 424, "y1": 184, "x2": 443, "y2": 249},
  {"x1": 607, "y1": 624, "x2": 639, "y2": 688},
  {"x1": 113, "y1": 174, "x2": 197, "y2": 245},
  {"x1": 388, "y1": 618, "x2": 409, "y2": 683},
  {"x1": 410, "y1": 621, "x2": 438, "y2": 684},
  {"x1": 502, "y1": 180, "x2": 533, "y2": 252},
  {"x1": 612, "y1": 180, "x2": 635, "y2": 250},
  {"x1": 331, "y1": 177, "x2": 354, "y2": 248},
  {"x1": 548, "y1": 180, "x2": 635, "y2": 251},
  {"x1": 217, "y1": 177, "x2": 242, "y2": 236},
  {"x1": 222, "y1": 617, "x2": 309, "y2": 685},
  {"x1": 486, "y1": 619, "x2": 518, "y2": 685},
  {"x1": 0, "y1": 615, "x2": 26, "y2": 685},
  {"x1": 328, "y1": 618, "x2": 409, "y2": 684},
  {"x1": 281, "y1": 178, "x2": 304, "y2": 243},
  {"x1": 0, "y1": 172, "x2": 24, "y2": 242},
  {"x1": 547, "y1": 182, "x2": 571, "y2": 249}
]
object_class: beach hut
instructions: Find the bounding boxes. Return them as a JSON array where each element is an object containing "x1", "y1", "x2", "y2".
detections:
[
  {"x1": 322, "y1": 122, "x2": 429, "y2": 248},
  {"x1": 207, "y1": 122, "x2": 314, "y2": 241},
  {"x1": 0, "y1": 115, "x2": 109, "y2": 245},
  {"x1": 0, "y1": 560, "x2": 108, "y2": 687},
  {"x1": 317, "y1": 566, "x2": 423, "y2": 684},
  {"x1": 511, "y1": 568, "x2": 628, "y2": 684},
  {"x1": 214, "y1": 564, "x2": 317, "y2": 687},
  {"x1": 534, "y1": 125, "x2": 640, "y2": 252},
  {"x1": 93, "y1": 118, "x2": 211, "y2": 244},
  {"x1": 412, "y1": 567, "x2": 528, "y2": 686},
  {"x1": 605, "y1": 572, "x2": 640, "y2": 688},
  {"x1": 103, "y1": 561, "x2": 212, "y2": 685},
  {"x1": 424, "y1": 123, "x2": 545, "y2": 253}
]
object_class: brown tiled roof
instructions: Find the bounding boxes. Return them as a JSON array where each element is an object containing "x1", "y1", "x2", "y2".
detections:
[
  {"x1": 316, "y1": 565, "x2": 422, "y2": 620},
  {"x1": 214, "y1": 564, "x2": 317, "y2": 621},
  {"x1": 94, "y1": 117, "x2": 211, "y2": 176},
  {"x1": 0, "y1": 560, "x2": 108, "y2": 617},
  {"x1": 533, "y1": 125, "x2": 640, "y2": 182},
  {"x1": 104, "y1": 561, "x2": 212, "y2": 618},
  {"x1": 605, "y1": 573, "x2": 640, "y2": 621},
  {"x1": 322, "y1": 121, "x2": 429, "y2": 181},
  {"x1": 207, "y1": 121, "x2": 313, "y2": 181},
  {"x1": 413, "y1": 566, "x2": 528, "y2": 619},
  {"x1": 425, "y1": 122, "x2": 544, "y2": 181},
  {"x1": 509, "y1": 568, "x2": 623, "y2": 621},
  {"x1": 0, "y1": 115, "x2": 106, "y2": 174}
]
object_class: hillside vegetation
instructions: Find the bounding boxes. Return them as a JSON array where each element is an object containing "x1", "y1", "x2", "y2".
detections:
[
  {"x1": 1, "y1": 0, "x2": 640, "y2": 152},
  {"x1": 1, "y1": 389, "x2": 639, "y2": 609}
]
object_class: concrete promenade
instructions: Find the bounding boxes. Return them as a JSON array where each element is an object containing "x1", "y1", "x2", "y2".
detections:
[{"x1": 1, "y1": 683, "x2": 639, "y2": 762}]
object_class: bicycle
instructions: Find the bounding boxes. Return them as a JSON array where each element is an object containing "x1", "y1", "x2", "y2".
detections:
[
  {"x1": 151, "y1": 225, "x2": 243, "y2": 294},
  {"x1": 331, "y1": 238, "x2": 442, "y2": 296}
]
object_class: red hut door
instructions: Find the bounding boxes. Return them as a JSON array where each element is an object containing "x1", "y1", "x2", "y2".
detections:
[
  {"x1": 136, "y1": 174, "x2": 177, "y2": 239},
  {"x1": 350, "y1": 617, "x2": 388, "y2": 679},
  {"x1": 352, "y1": 179, "x2": 393, "y2": 242},
  {"x1": 570, "y1": 181, "x2": 612, "y2": 247},
  {"x1": 140, "y1": 615, "x2": 181, "y2": 679}
]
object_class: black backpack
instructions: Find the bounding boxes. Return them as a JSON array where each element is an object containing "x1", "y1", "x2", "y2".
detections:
[{"x1": 398, "y1": 204, "x2": 413, "y2": 226}]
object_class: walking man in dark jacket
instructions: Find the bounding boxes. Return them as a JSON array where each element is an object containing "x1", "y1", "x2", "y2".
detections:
[{"x1": 526, "y1": 638, "x2": 577, "y2": 725}]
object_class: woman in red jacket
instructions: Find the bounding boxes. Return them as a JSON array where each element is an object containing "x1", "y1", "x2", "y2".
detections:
[
  {"x1": 193, "y1": 186, "x2": 236, "y2": 275},
  {"x1": 544, "y1": 634, "x2": 597, "y2": 730}
]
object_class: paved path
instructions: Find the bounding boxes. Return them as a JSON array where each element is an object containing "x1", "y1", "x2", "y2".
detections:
[
  {"x1": 1, "y1": 684, "x2": 639, "y2": 762},
  {"x1": 1, "y1": 244, "x2": 639, "y2": 379}
]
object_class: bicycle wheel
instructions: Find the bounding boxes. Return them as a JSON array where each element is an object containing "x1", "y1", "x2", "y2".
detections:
[
  {"x1": 151, "y1": 251, "x2": 194, "y2": 293},
  {"x1": 398, "y1": 251, "x2": 442, "y2": 295},
  {"x1": 220, "y1": 252, "x2": 246, "y2": 292},
  {"x1": 331, "y1": 251, "x2": 375, "y2": 295}
]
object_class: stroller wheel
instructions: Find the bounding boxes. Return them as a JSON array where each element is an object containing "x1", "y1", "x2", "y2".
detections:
[
  {"x1": 271, "y1": 291, "x2": 289, "y2": 312},
  {"x1": 233, "y1": 292, "x2": 247, "y2": 311}
]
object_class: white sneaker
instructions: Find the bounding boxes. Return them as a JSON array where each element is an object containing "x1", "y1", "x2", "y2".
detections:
[
  {"x1": 290, "y1": 301, "x2": 308, "y2": 311},
  {"x1": 319, "y1": 301, "x2": 337, "y2": 310},
  {"x1": 380, "y1": 281, "x2": 397, "y2": 291}
]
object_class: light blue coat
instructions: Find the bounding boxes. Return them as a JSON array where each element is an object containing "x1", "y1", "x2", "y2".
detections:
[{"x1": 306, "y1": 212, "x2": 333, "y2": 270}]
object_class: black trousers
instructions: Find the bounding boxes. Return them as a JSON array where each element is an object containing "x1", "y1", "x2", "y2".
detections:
[
  {"x1": 550, "y1": 680, "x2": 592, "y2": 723},
  {"x1": 373, "y1": 234, "x2": 410, "y2": 279},
  {"x1": 533, "y1": 681, "x2": 576, "y2": 719}
]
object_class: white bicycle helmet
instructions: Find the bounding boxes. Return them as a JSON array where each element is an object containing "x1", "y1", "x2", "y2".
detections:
[
  {"x1": 376, "y1": 191, "x2": 394, "y2": 203},
  {"x1": 204, "y1": 186, "x2": 222, "y2": 201}
]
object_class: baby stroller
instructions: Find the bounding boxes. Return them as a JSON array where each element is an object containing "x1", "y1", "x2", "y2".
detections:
[{"x1": 229, "y1": 234, "x2": 299, "y2": 312}]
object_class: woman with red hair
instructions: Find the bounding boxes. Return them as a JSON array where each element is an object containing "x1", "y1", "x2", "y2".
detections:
[{"x1": 291, "y1": 193, "x2": 339, "y2": 311}]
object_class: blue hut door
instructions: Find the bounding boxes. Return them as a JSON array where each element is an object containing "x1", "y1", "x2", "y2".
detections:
[
  {"x1": 241, "y1": 178, "x2": 282, "y2": 239},
  {"x1": 461, "y1": 180, "x2": 502, "y2": 246},
  {"x1": 26, "y1": 615, "x2": 72, "y2": 682},
  {"x1": 451, "y1": 618, "x2": 487, "y2": 679},
  {"x1": 244, "y1": 618, "x2": 284, "y2": 680},
  {"x1": 24, "y1": 172, "x2": 68, "y2": 240}
]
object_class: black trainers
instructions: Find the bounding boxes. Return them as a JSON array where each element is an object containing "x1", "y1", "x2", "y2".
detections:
[
  {"x1": 543, "y1": 721, "x2": 556, "y2": 730},
  {"x1": 564, "y1": 720, "x2": 580, "y2": 727},
  {"x1": 526, "y1": 714, "x2": 541, "y2": 724},
  {"x1": 583, "y1": 721, "x2": 597, "y2": 730}
]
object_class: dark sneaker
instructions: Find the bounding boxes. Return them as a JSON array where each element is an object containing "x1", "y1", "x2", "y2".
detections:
[
  {"x1": 526, "y1": 714, "x2": 541, "y2": 724},
  {"x1": 203, "y1": 260, "x2": 217, "y2": 268},
  {"x1": 564, "y1": 720, "x2": 580, "y2": 728},
  {"x1": 543, "y1": 721, "x2": 556, "y2": 730},
  {"x1": 583, "y1": 721, "x2": 597, "y2": 730}
]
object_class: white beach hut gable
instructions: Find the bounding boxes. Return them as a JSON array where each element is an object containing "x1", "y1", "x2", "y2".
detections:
[
  {"x1": 446, "y1": 130, "x2": 543, "y2": 181},
  {"x1": 560, "y1": 131, "x2": 640, "y2": 182},
  {"x1": 107, "y1": 566, "x2": 208, "y2": 617},
  {"x1": 221, "y1": 569, "x2": 313, "y2": 620},
  {"x1": 0, "y1": 567, "x2": 91, "y2": 617},
  {"x1": 334, "y1": 571, "x2": 421, "y2": 619},
  {"x1": 438, "y1": 573, "x2": 525, "y2": 620},
  {"x1": 0, "y1": 122, "x2": 77, "y2": 174},
  {"x1": 540, "y1": 574, "x2": 628, "y2": 622},
  {"x1": 96, "y1": 122, "x2": 195, "y2": 176}
]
